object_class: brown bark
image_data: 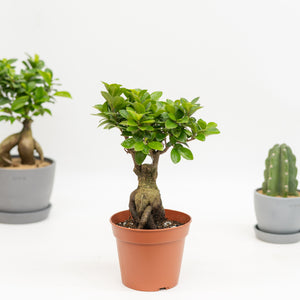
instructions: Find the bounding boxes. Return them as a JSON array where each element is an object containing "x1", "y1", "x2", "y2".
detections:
[{"x1": 129, "y1": 151, "x2": 165, "y2": 229}]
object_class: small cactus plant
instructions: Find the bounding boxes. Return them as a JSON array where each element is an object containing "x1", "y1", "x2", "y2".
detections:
[{"x1": 262, "y1": 144, "x2": 298, "y2": 197}]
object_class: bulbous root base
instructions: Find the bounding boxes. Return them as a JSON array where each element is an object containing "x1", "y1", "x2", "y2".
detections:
[
  {"x1": 0, "y1": 121, "x2": 44, "y2": 167},
  {"x1": 129, "y1": 191, "x2": 165, "y2": 229},
  {"x1": 129, "y1": 164, "x2": 165, "y2": 229}
]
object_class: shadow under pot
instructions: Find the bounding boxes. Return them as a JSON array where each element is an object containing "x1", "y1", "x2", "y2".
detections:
[
  {"x1": 0, "y1": 157, "x2": 55, "y2": 224},
  {"x1": 254, "y1": 189, "x2": 300, "y2": 244}
]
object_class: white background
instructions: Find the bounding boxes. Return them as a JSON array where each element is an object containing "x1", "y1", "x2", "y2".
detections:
[{"x1": 1, "y1": 0, "x2": 300, "y2": 299}]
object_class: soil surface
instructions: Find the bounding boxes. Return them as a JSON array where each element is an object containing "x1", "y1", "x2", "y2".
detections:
[
  {"x1": 117, "y1": 217, "x2": 183, "y2": 229},
  {"x1": 0, "y1": 158, "x2": 51, "y2": 169},
  {"x1": 258, "y1": 189, "x2": 300, "y2": 197}
]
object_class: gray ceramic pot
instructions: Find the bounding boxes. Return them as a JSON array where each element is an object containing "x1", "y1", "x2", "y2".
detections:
[
  {"x1": 0, "y1": 157, "x2": 55, "y2": 224},
  {"x1": 254, "y1": 189, "x2": 300, "y2": 243}
]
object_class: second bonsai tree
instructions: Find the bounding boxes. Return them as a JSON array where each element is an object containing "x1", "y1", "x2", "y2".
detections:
[
  {"x1": 0, "y1": 54, "x2": 71, "y2": 167},
  {"x1": 0, "y1": 54, "x2": 71, "y2": 224},
  {"x1": 95, "y1": 82, "x2": 220, "y2": 229}
]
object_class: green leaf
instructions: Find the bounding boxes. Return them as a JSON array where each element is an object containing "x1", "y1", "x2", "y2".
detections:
[
  {"x1": 172, "y1": 128, "x2": 181, "y2": 138},
  {"x1": 0, "y1": 98, "x2": 10, "y2": 106},
  {"x1": 139, "y1": 125, "x2": 154, "y2": 131},
  {"x1": 120, "y1": 120, "x2": 129, "y2": 126},
  {"x1": 191, "y1": 97, "x2": 200, "y2": 104},
  {"x1": 135, "y1": 151, "x2": 147, "y2": 165},
  {"x1": 175, "y1": 109, "x2": 184, "y2": 120},
  {"x1": 35, "y1": 86, "x2": 45, "y2": 100},
  {"x1": 142, "y1": 145, "x2": 150, "y2": 155},
  {"x1": 100, "y1": 120, "x2": 115, "y2": 127},
  {"x1": 165, "y1": 119, "x2": 177, "y2": 129},
  {"x1": 141, "y1": 119, "x2": 155, "y2": 124},
  {"x1": 165, "y1": 104, "x2": 176, "y2": 114},
  {"x1": 119, "y1": 109, "x2": 129, "y2": 119},
  {"x1": 44, "y1": 108, "x2": 52, "y2": 115},
  {"x1": 0, "y1": 115, "x2": 9, "y2": 122},
  {"x1": 189, "y1": 105, "x2": 202, "y2": 115},
  {"x1": 127, "y1": 119, "x2": 138, "y2": 126},
  {"x1": 177, "y1": 116, "x2": 189, "y2": 123},
  {"x1": 205, "y1": 128, "x2": 220, "y2": 135},
  {"x1": 133, "y1": 102, "x2": 145, "y2": 113},
  {"x1": 54, "y1": 91, "x2": 72, "y2": 98},
  {"x1": 101, "y1": 91, "x2": 113, "y2": 103},
  {"x1": 150, "y1": 91, "x2": 163, "y2": 101},
  {"x1": 11, "y1": 96, "x2": 29, "y2": 111},
  {"x1": 94, "y1": 104, "x2": 103, "y2": 111},
  {"x1": 127, "y1": 108, "x2": 144, "y2": 121},
  {"x1": 196, "y1": 133, "x2": 206, "y2": 141},
  {"x1": 133, "y1": 131, "x2": 144, "y2": 142},
  {"x1": 102, "y1": 82, "x2": 123, "y2": 96},
  {"x1": 171, "y1": 148, "x2": 181, "y2": 164},
  {"x1": 127, "y1": 126, "x2": 139, "y2": 132},
  {"x1": 121, "y1": 138, "x2": 135, "y2": 149},
  {"x1": 177, "y1": 131, "x2": 187, "y2": 143},
  {"x1": 148, "y1": 141, "x2": 164, "y2": 151},
  {"x1": 168, "y1": 113, "x2": 176, "y2": 121},
  {"x1": 35, "y1": 96, "x2": 50, "y2": 104},
  {"x1": 134, "y1": 141, "x2": 145, "y2": 151},
  {"x1": 156, "y1": 132, "x2": 167, "y2": 141},
  {"x1": 27, "y1": 82, "x2": 36, "y2": 92},
  {"x1": 38, "y1": 70, "x2": 52, "y2": 85},
  {"x1": 207, "y1": 122, "x2": 218, "y2": 128},
  {"x1": 111, "y1": 96, "x2": 125, "y2": 111},
  {"x1": 104, "y1": 124, "x2": 115, "y2": 129},
  {"x1": 0, "y1": 115, "x2": 15, "y2": 123},
  {"x1": 7, "y1": 58, "x2": 17, "y2": 65},
  {"x1": 178, "y1": 147, "x2": 194, "y2": 160},
  {"x1": 197, "y1": 119, "x2": 206, "y2": 129}
]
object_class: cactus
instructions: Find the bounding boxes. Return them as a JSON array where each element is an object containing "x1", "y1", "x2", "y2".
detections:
[{"x1": 262, "y1": 144, "x2": 298, "y2": 197}]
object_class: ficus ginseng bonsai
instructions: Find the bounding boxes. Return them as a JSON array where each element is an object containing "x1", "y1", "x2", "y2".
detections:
[
  {"x1": 95, "y1": 82, "x2": 220, "y2": 229},
  {"x1": 0, "y1": 54, "x2": 71, "y2": 167}
]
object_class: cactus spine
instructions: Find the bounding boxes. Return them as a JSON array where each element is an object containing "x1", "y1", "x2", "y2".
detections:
[{"x1": 262, "y1": 144, "x2": 298, "y2": 197}]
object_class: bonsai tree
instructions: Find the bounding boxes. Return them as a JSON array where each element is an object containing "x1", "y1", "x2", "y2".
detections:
[
  {"x1": 0, "y1": 54, "x2": 71, "y2": 167},
  {"x1": 94, "y1": 82, "x2": 220, "y2": 229},
  {"x1": 262, "y1": 144, "x2": 298, "y2": 197}
]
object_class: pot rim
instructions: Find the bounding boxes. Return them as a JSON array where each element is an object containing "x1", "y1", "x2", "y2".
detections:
[
  {"x1": 255, "y1": 188, "x2": 300, "y2": 200},
  {"x1": 110, "y1": 208, "x2": 192, "y2": 233},
  {"x1": 0, "y1": 155, "x2": 55, "y2": 172}
]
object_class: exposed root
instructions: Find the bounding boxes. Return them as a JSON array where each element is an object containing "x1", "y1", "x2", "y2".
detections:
[
  {"x1": 1, "y1": 156, "x2": 13, "y2": 165},
  {"x1": 129, "y1": 190, "x2": 139, "y2": 222},
  {"x1": 34, "y1": 139, "x2": 44, "y2": 162},
  {"x1": 147, "y1": 213, "x2": 156, "y2": 229},
  {"x1": 138, "y1": 205, "x2": 153, "y2": 229},
  {"x1": 0, "y1": 133, "x2": 21, "y2": 167}
]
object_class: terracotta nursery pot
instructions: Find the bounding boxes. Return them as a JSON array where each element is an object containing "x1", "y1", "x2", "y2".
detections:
[
  {"x1": 110, "y1": 209, "x2": 191, "y2": 291},
  {"x1": 0, "y1": 157, "x2": 55, "y2": 224}
]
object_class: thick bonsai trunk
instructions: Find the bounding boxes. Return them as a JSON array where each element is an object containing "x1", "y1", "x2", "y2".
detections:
[
  {"x1": 129, "y1": 159, "x2": 165, "y2": 229},
  {"x1": 0, "y1": 120, "x2": 44, "y2": 167}
]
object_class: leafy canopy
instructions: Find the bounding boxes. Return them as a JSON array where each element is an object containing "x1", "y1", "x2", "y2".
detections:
[
  {"x1": 0, "y1": 54, "x2": 71, "y2": 124},
  {"x1": 94, "y1": 82, "x2": 220, "y2": 165}
]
